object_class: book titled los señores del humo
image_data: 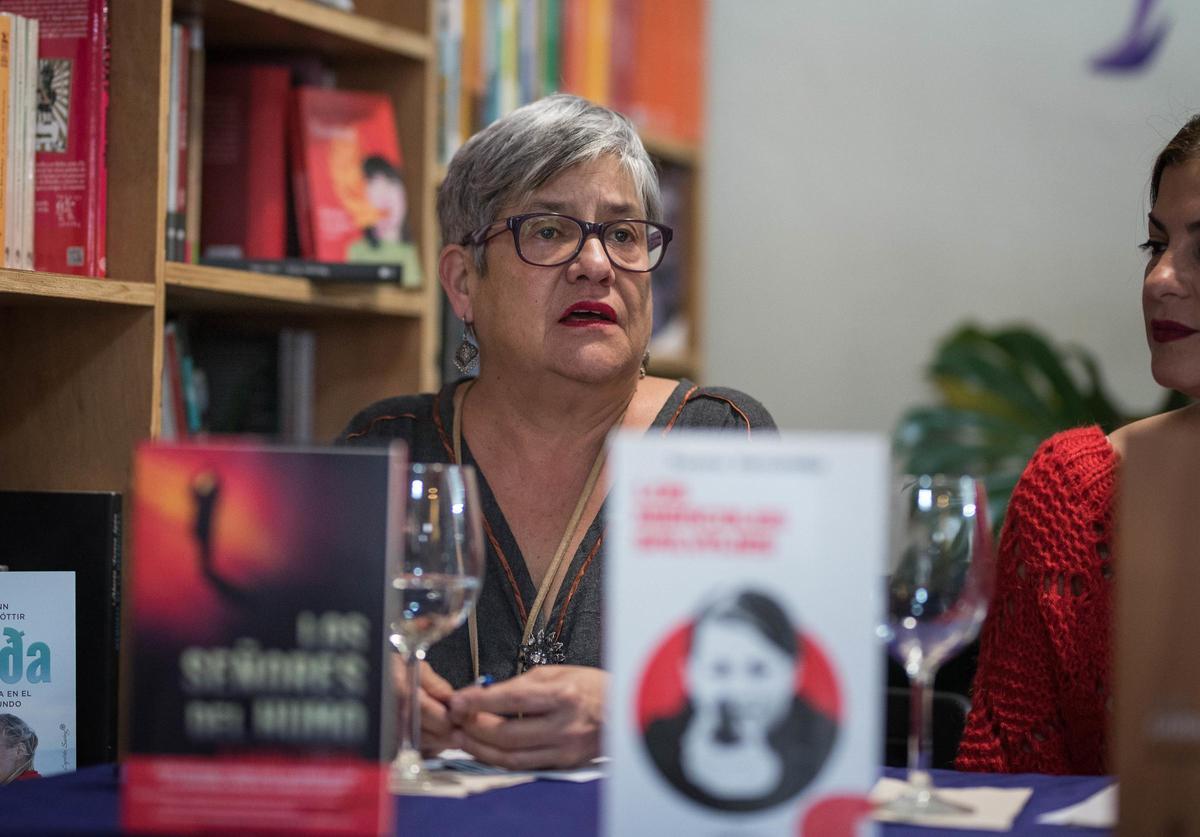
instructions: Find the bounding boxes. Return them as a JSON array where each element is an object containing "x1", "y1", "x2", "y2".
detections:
[
  {"x1": 122, "y1": 441, "x2": 402, "y2": 836},
  {"x1": 0, "y1": 572, "x2": 76, "y2": 782}
]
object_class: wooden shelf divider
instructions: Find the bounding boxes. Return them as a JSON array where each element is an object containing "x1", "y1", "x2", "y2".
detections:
[
  {"x1": 0, "y1": 270, "x2": 156, "y2": 307},
  {"x1": 164, "y1": 262, "x2": 427, "y2": 317},
  {"x1": 190, "y1": 0, "x2": 432, "y2": 59}
]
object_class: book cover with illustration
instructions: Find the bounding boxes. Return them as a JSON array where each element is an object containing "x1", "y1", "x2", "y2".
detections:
[
  {"x1": 0, "y1": 0, "x2": 108, "y2": 276},
  {"x1": 291, "y1": 87, "x2": 421, "y2": 287},
  {"x1": 122, "y1": 441, "x2": 401, "y2": 836},
  {"x1": 0, "y1": 572, "x2": 76, "y2": 782},
  {"x1": 606, "y1": 433, "x2": 887, "y2": 837},
  {"x1": 0, "y1": 490, "x2": 121, "y2": 767}
]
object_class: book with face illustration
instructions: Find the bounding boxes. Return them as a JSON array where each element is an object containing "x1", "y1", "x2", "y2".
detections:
[{"x1": 606, "y1": 433, "x2": 886, "y2": 836}]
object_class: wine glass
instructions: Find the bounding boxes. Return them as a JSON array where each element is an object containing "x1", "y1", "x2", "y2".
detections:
[
  {"x1": 388, "y1": 462, "x2": 485, "y2": 791},
  {"x1": 880, "y1": 474, "x2": 994, "y2": 816}
]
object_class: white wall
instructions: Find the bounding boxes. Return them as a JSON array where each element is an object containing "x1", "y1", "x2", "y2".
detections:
[{"x1": 704, "y1": 0, "x2": 1200, "y2": 431}]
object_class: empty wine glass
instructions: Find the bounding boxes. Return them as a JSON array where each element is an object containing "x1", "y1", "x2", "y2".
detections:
[
  {"x1": 880, "y1": 474, "x2": 994, "y2": 816},
  {"x1": 388, "y1": 462, "x2": 485, "y2": 791}
]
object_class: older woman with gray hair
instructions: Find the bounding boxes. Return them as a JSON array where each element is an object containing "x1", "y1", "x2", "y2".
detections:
[
  {"x1": 341, "y1": 94, "x2": 775, "y2": 769},
  {"x1": 0, "y1": 714, "x2": 39, "y2": 783}
]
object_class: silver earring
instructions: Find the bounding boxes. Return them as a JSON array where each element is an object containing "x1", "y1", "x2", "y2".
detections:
[
  {"x1": 639, "y1": 351, "x2": 649, "y2": 380},
  {"x1": 454, "y1": 322, "x2": 479, "y2": 374}
]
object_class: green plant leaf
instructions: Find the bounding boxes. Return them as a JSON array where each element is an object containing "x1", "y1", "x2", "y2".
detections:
[{"x1": 893, "y1": 322, "x2": 1187, "y2": 534}]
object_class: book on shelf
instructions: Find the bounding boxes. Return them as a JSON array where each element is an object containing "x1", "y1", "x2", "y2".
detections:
[
  {"x1": 0, "y1": 490, "x2": 122, "y2": 770},
  {"x1": 648, "y1": 160, "x2": 691, "y2": 361},
  {"x1": 290, "y1": 86, "x2": 421, "y2": 288},
  {"x1": 435, "y1": 0, "x2": 463, "y2": 164},
  {"x1": 1, "y1": 11, "x2": 35, "y2": 271},
  {"x1": 622, "y1": 0, "x2": 704, "y2": 143},
  {"x1": 169, "y1": 319, "x2": 316, "y2": 443},
  {"x1": 165, "y1": 21, "x2": 192, "y2": 263},
  {"x1": 122, "y1": 441, "x2": 397, "y2": 835},
  {"x1": 0, "y1": 0, "x2": 108, "y2": 277},
  {"x1": 184, "y1": 21, "x2": 203, "y2": 264},
  {"x1": 0, "y1": 14, "x2": 13, "y2": 267},
  {"x1": 199, "y1": 255, "x2": 407, "y2": 284},
  {"x1": 200, "y1": 62, "x2": 290, "y2": 262}
]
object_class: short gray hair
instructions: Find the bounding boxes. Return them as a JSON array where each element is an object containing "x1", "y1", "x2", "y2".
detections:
[
  {"x1": 0, "y1": 714, "x2": 36, "y2": 761},
  {"x1": 438, "y1": 94, "x2": 662, "y2": 272}
]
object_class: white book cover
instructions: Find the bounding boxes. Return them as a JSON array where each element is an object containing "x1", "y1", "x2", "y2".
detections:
[
  {"x1": 0, "y1": 571, "x2": 77, "y2": 781},
  {"x1": 606, "y1": 432, "x2": 887, "y2": 836},
  {"x1": 22, "y1": 15, "x2": 35, "y2": 270},
  {"x1": 7, "y1": 13, "x2": 22, "y2": 269}
]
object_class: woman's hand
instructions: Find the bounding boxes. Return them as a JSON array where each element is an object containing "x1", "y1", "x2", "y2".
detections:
[
  {"x1": 446, "y1": 665, "x2": 607, "y2": 769},
  {"x1": 394, "y1": 657, "x2": 457, "y2": 755}
]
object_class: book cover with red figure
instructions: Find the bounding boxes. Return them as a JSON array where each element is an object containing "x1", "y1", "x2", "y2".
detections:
[
  {"x1": 0, "y1": 0, "x2": 107, "y2": 276},
  {"x1": 291, "y1": 87, "x2": 421, "y2": 287},
  {"x1": 122, "y1": 442, "x2": 401, "y2": 836},
  {"x1": 200, "y1": 63, "x2": 290, "y2": 261}
]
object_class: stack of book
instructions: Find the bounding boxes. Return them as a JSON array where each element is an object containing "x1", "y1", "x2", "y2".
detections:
[
  {"x1": 435, "y1": 0, "x2": 705, "y2": 164},
  {"x1": 164, "y1": 22, "x2": 421, "y2": 287},
  {"x1": 0, "y1": 0, "x2": 107, "y2": 277}
]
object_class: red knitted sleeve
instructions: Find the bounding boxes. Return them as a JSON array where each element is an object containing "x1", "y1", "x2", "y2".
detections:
[{"x1": 956, "y1": 425, "x2": 1117, "y2": 775}]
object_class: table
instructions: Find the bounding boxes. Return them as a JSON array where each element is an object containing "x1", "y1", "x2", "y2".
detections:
[{"x1": 2, "y1": 764, "x2": 1111, "y2": 835}]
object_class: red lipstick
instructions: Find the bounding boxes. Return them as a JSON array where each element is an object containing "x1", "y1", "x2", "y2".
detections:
[
  {"x1": 1151, "y1": 319, "x2": 1197, "y2": 343},
  {"x1": 559, "y1": 301, "x2": 617, "y2": 327}
]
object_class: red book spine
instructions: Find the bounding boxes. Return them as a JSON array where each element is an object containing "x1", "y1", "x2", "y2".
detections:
[
  {"x1": 87, "y1": 0, "x2": 107, "y2": 275},
  {"x1": 200, "y1": 64, "x2": 289, "y2": 260},
  {"x1": 244, "y1": 68, "x2": 287, "y2": 259}
]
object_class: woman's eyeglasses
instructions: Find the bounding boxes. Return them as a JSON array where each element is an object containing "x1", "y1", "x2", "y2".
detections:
[{"x1": 461, "y1": 212, "x2": 673, "y2": 273}]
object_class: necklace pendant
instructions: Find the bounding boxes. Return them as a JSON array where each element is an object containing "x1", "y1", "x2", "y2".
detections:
[{"x1": 519, "y1": 629, "x2": 565, "y2": 670}]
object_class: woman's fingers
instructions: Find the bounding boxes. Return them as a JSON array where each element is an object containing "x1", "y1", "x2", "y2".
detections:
[
  {"x1": 420, "y1": 660, "x2": 454, "y2": 703},
  {"x1": 454, "y1": 735, "x2": 563, "y2": 771}
]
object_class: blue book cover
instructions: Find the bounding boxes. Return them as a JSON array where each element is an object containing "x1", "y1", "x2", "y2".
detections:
[{"x1": 0, "y1": 571, "x2": 76, "y2": 781}]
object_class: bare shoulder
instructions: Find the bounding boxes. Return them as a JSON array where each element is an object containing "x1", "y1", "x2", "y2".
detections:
[{"x1": 1108, "y1": 403, "x2": 1200, "y2": 458}]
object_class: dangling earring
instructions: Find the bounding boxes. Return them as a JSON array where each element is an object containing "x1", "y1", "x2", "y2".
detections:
[
  {"x1": 454, "y1": 322, "x2": 479, "y2": 374},
  {"x1": 639, "y1": 351, "x2": 650, "y2": 380}
]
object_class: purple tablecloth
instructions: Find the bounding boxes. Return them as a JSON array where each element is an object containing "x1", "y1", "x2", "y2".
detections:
[{"x1": 1, "y1": 764, "x2": 1111, "y2": 835}]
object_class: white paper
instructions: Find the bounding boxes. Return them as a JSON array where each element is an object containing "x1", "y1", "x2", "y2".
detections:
[
  {"x1": 429, "y1": 750, "x2": 606, "y2": 783},
  {"x1": 870, "y1": 778, "x2": 1032, "y2": 831},
  {"x1": 605, "y1": 433, "x2": 889, "y2": 835},
  {"x1": 390, "y1": 769, "x2": 533, "y2": 798},
  {"x1": 1035, "y1": 783, "x2": 1117, "y2": 828}
]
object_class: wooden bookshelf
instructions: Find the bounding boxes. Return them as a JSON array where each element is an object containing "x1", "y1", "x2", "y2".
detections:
[{"x1": 0, "y1": 0, "x2": 441, "y2": 493}]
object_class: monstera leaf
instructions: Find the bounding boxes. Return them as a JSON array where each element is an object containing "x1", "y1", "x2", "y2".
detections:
[{"x1": 893, "y1": 324, "x2": 1187, "y2": 530}]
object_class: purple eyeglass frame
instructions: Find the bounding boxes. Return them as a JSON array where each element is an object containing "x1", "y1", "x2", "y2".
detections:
[{"x1": 460, "y1": 212, "x2": 674, "y2": 273}]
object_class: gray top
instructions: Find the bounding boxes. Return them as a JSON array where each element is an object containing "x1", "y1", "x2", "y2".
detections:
[{"x1": 339, "y1": 378, "x2": 777, "y2": 688}]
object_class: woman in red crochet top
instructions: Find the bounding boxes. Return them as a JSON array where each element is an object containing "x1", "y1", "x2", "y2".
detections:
[{"x1": 957, "y1": 114, "x2": 1200, "y2": 775}]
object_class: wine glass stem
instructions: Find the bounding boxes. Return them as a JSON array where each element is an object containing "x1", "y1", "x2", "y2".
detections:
[
  {"x1": 400, "y1": 648, "x2": 425, "y2": 757},
  {"x1": 907, "y1": 668, "x2": 935, "y2": 795}
]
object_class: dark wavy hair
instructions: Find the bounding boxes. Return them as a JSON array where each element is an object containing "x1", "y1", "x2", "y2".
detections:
[
  {"x1": 691, "y1": 590, "x2": 800, "y2": 661},
  {"x1": 1151, "y1": 114, "x2": 1200, "y2": 205}
]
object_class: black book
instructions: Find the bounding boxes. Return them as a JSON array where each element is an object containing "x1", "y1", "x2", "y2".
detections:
[
  {"x1": 199, "y1": 256, "x2": 405, "y2": 284},
  {"x1": 0, "y1": 491, "x2": 121, "y2": 767}
]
